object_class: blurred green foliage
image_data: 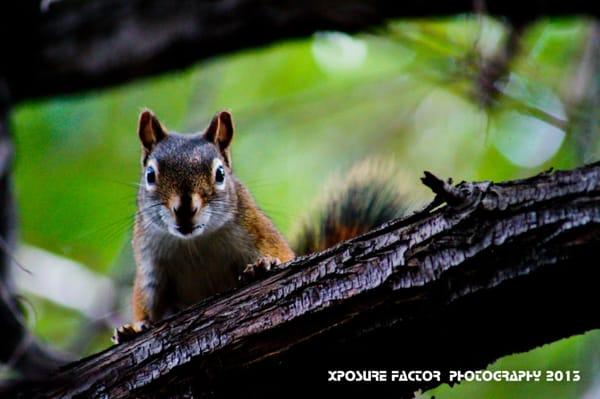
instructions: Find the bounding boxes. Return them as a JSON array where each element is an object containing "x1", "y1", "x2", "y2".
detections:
[{"x1": 10, "y1": 15, "x2": 600, "y2": 397}]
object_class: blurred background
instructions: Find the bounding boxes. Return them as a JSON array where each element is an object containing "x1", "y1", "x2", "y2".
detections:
[{"x1": 4, "y1": 14, "x2": 600, "y2": 398}]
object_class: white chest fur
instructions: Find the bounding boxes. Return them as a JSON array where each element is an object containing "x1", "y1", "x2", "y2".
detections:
[{"x1": 140, "y1": 221, "x2": 259, "y2": 310}]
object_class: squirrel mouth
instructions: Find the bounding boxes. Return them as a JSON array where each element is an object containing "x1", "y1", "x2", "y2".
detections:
[{"x1": 175, "y1": 223, "x2": 205, "y2": 236}]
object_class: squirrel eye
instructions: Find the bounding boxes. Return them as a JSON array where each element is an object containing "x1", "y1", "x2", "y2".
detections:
[
  {"x1": 146, "y1": 166, "x2": 157, "y2": 185},
  {"x1": 215, "y1": 165, "x2": 225, "y2": 184}
]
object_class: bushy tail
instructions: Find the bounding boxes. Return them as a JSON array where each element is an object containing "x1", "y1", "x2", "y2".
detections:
[{"x1": 292, "y1": 158, "x2": 411, "y2": 256}]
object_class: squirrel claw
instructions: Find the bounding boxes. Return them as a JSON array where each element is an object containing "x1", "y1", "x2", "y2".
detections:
[
  {"x1": 112, "y1": 320, "x2": 151, "y2": 344},
  {"x1": 240, "y1": 256, "x2": 281, "y2": 283}
]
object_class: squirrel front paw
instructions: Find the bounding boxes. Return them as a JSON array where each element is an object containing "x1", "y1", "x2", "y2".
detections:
[
  {"x1": 240, "y1": 256, "x2": 281, "y2": 283},
  {"x1": 112, "y1": 320, "x2": 151, "y2": 344}
]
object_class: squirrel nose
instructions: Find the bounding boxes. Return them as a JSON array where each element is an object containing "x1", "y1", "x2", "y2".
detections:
[{"x1": 171, "y1": 194, "x2": 201, "y2": 220}]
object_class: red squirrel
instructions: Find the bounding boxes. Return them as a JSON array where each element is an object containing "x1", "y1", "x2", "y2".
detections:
[{"x1": 113, "y1": 109, "x2": 406, "y2": 343}]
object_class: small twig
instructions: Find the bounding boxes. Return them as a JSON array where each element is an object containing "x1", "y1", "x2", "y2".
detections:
[{"x1": 421, "y1": 171, "x2": 467, "y2": 207}]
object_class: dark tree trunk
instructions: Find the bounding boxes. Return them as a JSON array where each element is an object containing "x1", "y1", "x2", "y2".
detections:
[
  {"x1": 0, "y1": 78, "x2": 68, "y2": 379},
  {"x1": 0, "y1": 77, "x2": 19, "y2": 368},
  {"x1": 6, "y1": 162, "x2": 600, "y2": 399}
]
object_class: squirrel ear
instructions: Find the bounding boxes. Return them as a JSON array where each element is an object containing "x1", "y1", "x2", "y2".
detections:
[
  {"x1": 138, "y1": 109, "x2": 167, "y2": 155},
  {"x1": 204, "y1": 110, "x2": 234, "y2": 167}
]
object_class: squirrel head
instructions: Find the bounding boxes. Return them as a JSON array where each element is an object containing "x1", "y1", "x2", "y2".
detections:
[{"x1": 136, "y1": 109, "x2": 237, "y2": 239}]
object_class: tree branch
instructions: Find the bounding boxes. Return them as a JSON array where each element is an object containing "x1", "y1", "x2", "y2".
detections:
[
  {"x1": 4, "y1": 0, "x2": 599, "y2": 102},
  {"x1": 8, "y1": 161, "x2": 600, "y2": 398}
]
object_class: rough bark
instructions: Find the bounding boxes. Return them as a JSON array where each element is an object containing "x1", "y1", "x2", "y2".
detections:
[
  {"x1": 6, "y1": 162, "x2": 600, "y2": 398},
  {"x1": 4, "y1": 0, "x2": 599, "y2": 102}
]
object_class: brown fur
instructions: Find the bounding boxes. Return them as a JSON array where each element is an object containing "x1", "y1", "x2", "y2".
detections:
[{"x1": 236, "y1": 182, "x2": 294, "y2": 263}]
